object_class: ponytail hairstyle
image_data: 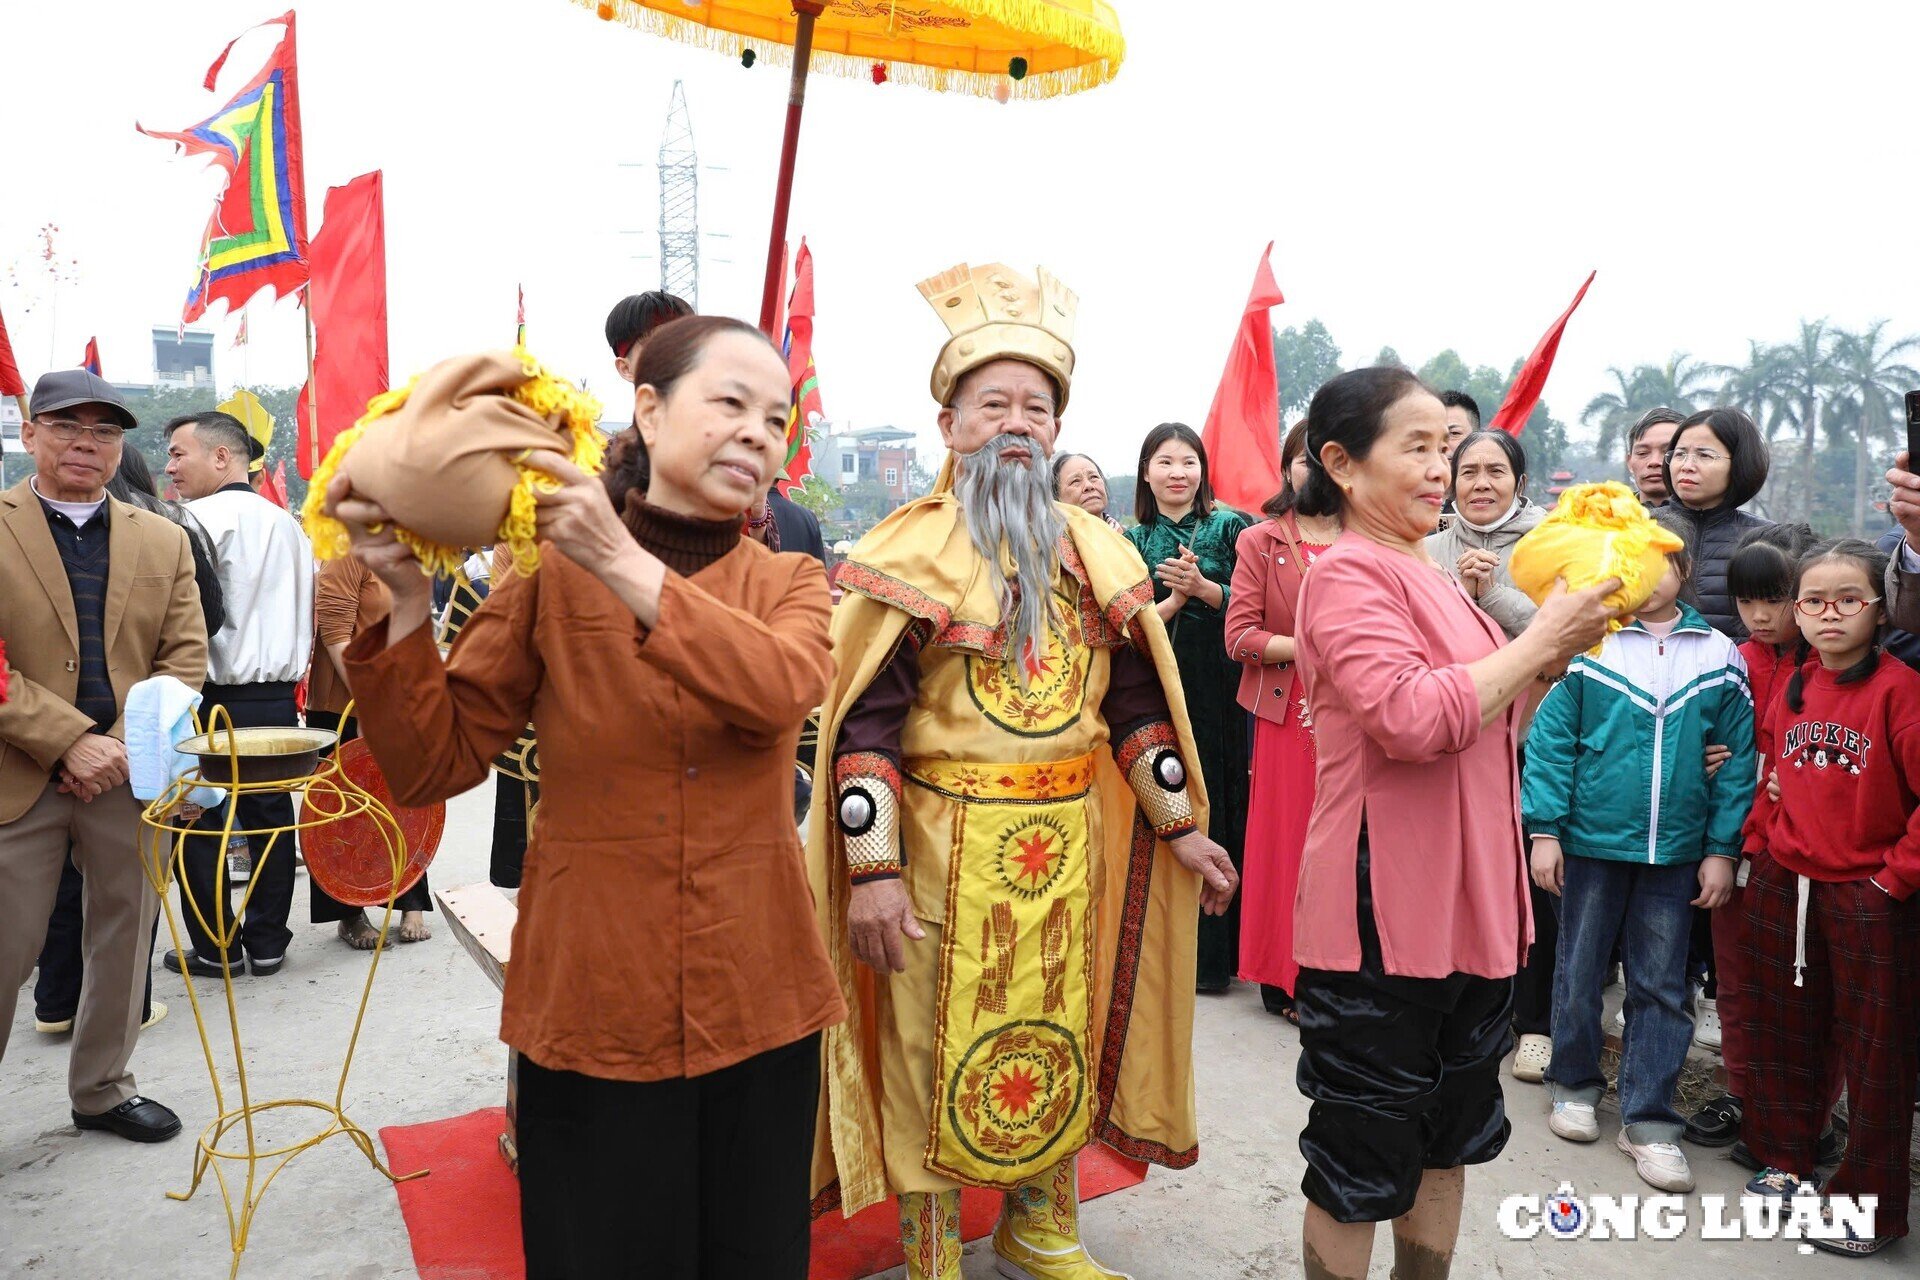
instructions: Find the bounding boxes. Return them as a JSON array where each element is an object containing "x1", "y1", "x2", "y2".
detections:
[
  {"x1": 1783, "y1": 537, "x2": 1893, "y2": 713},
  {"x1": 1297, "y1": 366, "x2": 1434, "y2": 519},
  {"x1": 1261, "y1": 419, "x2": 1311, "y2": 518},
  {"x1": 602, "y1": 314, "x2": 778, "y2": 511}
]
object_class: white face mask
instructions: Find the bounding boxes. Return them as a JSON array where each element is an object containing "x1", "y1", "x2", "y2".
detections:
[{"x1": 1461, "y1": 495, "x2": 1523, "y2": 533}]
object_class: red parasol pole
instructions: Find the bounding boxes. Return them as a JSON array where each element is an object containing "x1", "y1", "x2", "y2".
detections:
[{"x1": 760, "y1": 2, "x2": 825, "y2": 336}]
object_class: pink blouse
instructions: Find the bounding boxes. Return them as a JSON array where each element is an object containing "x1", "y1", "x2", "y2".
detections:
[{"x1": 1292, "y1": 532, "x2": 1532, "y2": 980}]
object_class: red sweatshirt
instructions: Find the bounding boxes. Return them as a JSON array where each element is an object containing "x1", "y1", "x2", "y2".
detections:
[
  {"x1": 1740, "y1": 640, "x2": 1797, "y2": 758},
  {"x1": 1744, "y1": 654, "x2": 1920, "y2": 900}
]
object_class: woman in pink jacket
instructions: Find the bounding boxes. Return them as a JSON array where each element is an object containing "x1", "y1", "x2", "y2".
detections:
[
  {"x1": 1226, "y1": 421, "x2": 1342, "y2": 1023},
  {"x1": 1287, "y1": 367, "x2": 1618, "y2": 1280}
]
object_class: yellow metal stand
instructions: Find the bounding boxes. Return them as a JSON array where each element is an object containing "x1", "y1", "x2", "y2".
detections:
[{"x1": 137, "y1": 703, "x2": 427, "y2": 1279}]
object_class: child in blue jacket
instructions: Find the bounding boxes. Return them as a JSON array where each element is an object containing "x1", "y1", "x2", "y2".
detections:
[{"x1": 1523, "y1": 533, "x2": 1755, "y2": 1194}]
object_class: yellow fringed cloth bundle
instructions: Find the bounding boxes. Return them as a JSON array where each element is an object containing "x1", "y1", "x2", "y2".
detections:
[
  {"x1": 301, "y1": 349, "x2": 604, "y2": 579},
  {"x1": 1509, "y1": 481, "x2": 1685, "y2": 632}
]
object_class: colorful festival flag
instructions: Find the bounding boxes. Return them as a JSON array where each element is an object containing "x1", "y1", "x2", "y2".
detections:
[
  {"x1": 138, "y1": 10, "x2": 309, "y2": 325},
  {"x1": 232, "y1": 312, "x2": 250, "y2": 348},
  {"x1": 1490, "y1": 270, "x2": 1597, "y2": 437},
  {"x1": 779, "y1": 239, "x2": 822, "y2": 492},
  {"x1": 515, "y1": 284, "x2": 526, "y2": 347},
  {"x1": 1200, "y1": 243, "x2": 1286, "y2": 512},
  {"x1": 0, "y1": 303, "x2": 27, "y2": 401},
  {"x1": 296, "y1": 171, "x2": 388, "y2": 478},
  {"x1": 81, "y1": 338, "x2": 102, "y2": 376}
]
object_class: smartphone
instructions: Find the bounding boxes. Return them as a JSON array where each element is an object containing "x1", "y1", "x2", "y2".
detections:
[{"x1": 1906, "y1": 389, "x2": 1920, "y2": 468}]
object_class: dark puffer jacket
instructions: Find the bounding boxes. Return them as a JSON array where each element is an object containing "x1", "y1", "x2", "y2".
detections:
[{"x1": 1663, "y1": 502, "x2": 1771, "y2": 638}]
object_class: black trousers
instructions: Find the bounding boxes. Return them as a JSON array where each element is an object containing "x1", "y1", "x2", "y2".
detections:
[
  {"x1": 1511, "y1": 878, "x2": 1560, "y2": 1037},
  {"x1": 177, "y1": 682, "x2": 300, "y2": 964},
  {"x1": 302, "y1": 711, "x2": 432, "y2": 923},
  {"x1": 516, "y1": 1033, "x2": 821, "y2": 1280},
  {"x1": 491, "y1": 772, "x2": 535, "y2": 889},
  {"x1": 34, "y1": 854, "x2": 157, "y2": 1025}
]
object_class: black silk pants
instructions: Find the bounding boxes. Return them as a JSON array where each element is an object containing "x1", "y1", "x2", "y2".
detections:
[{"x1": 516, "y1": 1032, "x2": 821, "y2": 1279}]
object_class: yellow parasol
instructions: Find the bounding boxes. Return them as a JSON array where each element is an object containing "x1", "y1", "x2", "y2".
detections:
[{"x1": 576, "y1": 0, "x2": 1126, "y2": 329}]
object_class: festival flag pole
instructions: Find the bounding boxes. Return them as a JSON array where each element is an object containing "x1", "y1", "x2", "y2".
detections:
[{"x1": 758, "y1": 1, "x2": 825, "y2": 336}]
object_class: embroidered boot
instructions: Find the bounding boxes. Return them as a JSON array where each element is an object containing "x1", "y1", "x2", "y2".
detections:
[
  {"x1": 992, "y1": 1157, "x2": 1133, "y2": 1280},
  {"x1": 899, "y1": 1189, "x2": 964, "y2": 1280}
]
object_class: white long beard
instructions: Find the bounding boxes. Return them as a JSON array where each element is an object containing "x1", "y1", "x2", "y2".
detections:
[{"x1": 953, "y1": 435, "x2": 1066, "y2": 683}]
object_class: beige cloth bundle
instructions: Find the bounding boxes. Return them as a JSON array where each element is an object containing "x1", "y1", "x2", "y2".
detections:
[{"x1": 302, "y1": 349, "x2": 604, "y2": 577}]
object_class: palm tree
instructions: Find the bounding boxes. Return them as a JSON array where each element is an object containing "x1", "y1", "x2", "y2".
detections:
[
  {"x1": 1828, "y1": 322, "x2": 1920, "y2": 535},
  {"x1": 1775, "y1": 320, "x2": 1838, "y2": 523},
  {"x1": 1632, "y1": 353, "x2": 1717, "y2": 413},
  {"x1": 1710, "y1": 341, "x2": 1794, "y2": 515},
  {"x1": 1581, "y1": 366, "x2": 1642, "y2": 460}
]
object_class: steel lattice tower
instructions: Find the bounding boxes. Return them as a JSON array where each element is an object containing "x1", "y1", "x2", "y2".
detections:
[{"x1": 658, "y1": 81, "x2": 699, "y2": 309}]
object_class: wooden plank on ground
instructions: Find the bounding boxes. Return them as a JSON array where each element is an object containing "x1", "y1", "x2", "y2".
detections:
[{"x1": 435, "y1": 882, "x2": 515, "y2": 993}]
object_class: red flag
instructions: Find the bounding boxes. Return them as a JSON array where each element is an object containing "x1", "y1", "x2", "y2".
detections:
[
  {"x1": 258, "y1": 459, "x2": 289, "y2": 509},
  {"x1": 296, "y1": 171, "x2": 389, "y2": 478},
  {"x1": 138, "y1": 11, "x2": 309, "y2": 324},
  {"x1": 779, "y1": 240, "x2": 821, "y2": 492},
  {"x1": 1200, "y1": 244, "x2": 1286, "y2": 512},
  {"x1": 0, "y1": 303, "x2": 25, "y2": 399},
  {"x1": 81, "y1": 338, "x2": 102, "y2": 376},
  {"x1": 1489, "y1": 271, "x2": 1597, "y2": 436}
]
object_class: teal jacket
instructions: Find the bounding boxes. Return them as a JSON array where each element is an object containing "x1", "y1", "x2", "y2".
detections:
[{"x1": 1522, "y1": 604, "x2": 1756, "y2": 864}]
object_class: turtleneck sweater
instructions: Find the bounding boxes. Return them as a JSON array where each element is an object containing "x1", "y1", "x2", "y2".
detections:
[{"x1": 621, "y1": 492, "x2": 742, "y2": 577}]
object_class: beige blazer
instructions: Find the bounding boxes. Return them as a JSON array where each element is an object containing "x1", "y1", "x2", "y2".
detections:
[{"x1": 0, "y1": 478, "x2": 208, "y2": 824}]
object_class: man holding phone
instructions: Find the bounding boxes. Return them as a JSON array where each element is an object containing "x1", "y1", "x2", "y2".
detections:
[{"x1": 1884, "y1": 394, "x2": 1920, "y2": 635}]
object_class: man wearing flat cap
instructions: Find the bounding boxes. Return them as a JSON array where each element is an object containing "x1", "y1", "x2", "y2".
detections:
[
  {"x1": 0, "y1": 369, "x2": 207, "y2": 1143},
  {"x1": 806, "y1": 264, "x2": 1237, "y2": 1280}
]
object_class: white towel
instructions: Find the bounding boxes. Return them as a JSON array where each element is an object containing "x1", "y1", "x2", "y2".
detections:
[{"x1": 125, "y1": 675, "x2": 222, "y2": 810}]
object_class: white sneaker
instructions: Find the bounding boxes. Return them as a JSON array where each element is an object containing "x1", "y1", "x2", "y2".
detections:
[
  {"x1": 1512, "y1": 1034, "x2": 1552, "y2": 1083},
  {"x1": 1618, "y1": 1131, "x2": 1695, "y2": 1192},
  {"x1": 1550, "y1": 1100, "x2": 1600, "y2": 1142},
  {"x1": 1694, "y1": 997, "x2": 1722, "y2": 1050}
]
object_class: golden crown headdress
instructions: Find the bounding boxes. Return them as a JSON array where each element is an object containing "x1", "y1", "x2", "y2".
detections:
[{"x1": 917, "y1": 262, "x2": 1078, "y2": 412}]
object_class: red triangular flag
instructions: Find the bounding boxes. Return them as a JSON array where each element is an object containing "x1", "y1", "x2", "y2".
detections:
[
  {"x1": 0, "y1": 303, "x2": 25, "y2": 399},
  {"x1": 81, "y1": 338, "x2": 102, "y2": 376},
  {"x1": 1200, "y1": 244, "x2": 1286, "y2": 511},
  {"x1": 296, "y1": 171, "x2": 389, "y2": 478},
  {"x1": 1489, "y1": 271, "x2": 1596, "y2": 436},
  {"x1": 258, "y1": 459, "x2": 289, "y2": 509}
]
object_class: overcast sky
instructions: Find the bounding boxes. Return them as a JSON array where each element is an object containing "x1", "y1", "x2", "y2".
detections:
[{"x1": 5, "y1": 1, "x2": 1917, "y2": 477}]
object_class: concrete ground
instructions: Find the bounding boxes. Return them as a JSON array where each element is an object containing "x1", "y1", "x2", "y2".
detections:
[{"x1": 4, "y1": 781, "x2": 1905, "y2": 1278}]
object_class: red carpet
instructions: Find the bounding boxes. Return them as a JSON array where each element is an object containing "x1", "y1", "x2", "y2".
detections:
[{"x1": 381, "y1": 1108, "x2": 1148, "y2": 1280}]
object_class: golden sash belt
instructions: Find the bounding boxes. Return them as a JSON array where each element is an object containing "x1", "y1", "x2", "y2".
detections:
[{"x1": 905, "y1": 752, "x2": 1099, "y2": 804}]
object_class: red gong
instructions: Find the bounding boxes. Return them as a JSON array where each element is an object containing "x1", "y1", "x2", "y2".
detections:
[{"x1": 303, "y1": 739, "x2": 445, "y2": 908}]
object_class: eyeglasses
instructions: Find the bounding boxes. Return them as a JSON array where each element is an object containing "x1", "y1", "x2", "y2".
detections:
[
  {"x1": 36, "y1": 418, "x2": 127, "y2": 445},
  {"x1": 1668, "y1": 446, "x2": 1725, "y2": 467},
  {"x1": 1794, "y1": 594, "x2": 1881, "y2": 618}
]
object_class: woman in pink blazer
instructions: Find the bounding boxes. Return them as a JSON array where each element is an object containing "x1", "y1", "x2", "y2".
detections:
[
  {"x1": 1225, "y1": 422, "x2": 1343, "y2": 1022},
  {"x1": 1287, "y1": 367, "x2": 1618, "y2": 1280}
]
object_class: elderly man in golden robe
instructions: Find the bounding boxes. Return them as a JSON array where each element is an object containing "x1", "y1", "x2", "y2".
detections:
[{"x1": 807, "y1": 263, "x2": 1238, "y2": 1280}]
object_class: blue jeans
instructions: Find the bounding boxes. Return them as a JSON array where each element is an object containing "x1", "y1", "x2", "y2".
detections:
[{"x1": 1545, "y1": 856, "x2": 1699, "y2": 1143}]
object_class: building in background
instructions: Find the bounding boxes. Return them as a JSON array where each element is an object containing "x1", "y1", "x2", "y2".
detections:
[
  {"x1": 818, "y1": 426, "x2": 916, "y2": 502},
  {"x1": 152, "y1": 327, "x2": 215, "y2": 387}
]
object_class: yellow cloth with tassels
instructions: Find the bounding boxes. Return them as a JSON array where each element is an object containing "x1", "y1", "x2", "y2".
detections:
[
  {"x1": 806, "y1": 466, "x2": 1206, "y2": 1216},
  {"x1": 1509, "y1": 481, "x2": 1685, "y2": 635}
]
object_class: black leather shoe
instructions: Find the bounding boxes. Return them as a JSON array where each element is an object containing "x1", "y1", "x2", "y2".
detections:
[
  {"x1": 162, "y1": 949, "x2": 233, "y2": 978},
  {"x1": 73, "y1": 1096, "x2": 182, "y2": 1143},
  {"x1": 248, "y1": 953, "x2": 285, "y2": 977},
  {"x1": 1685, "y1": 1093, "x2": 1743, "y2": 1147}
]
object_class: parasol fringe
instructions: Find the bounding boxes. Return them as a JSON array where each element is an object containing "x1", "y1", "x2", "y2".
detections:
[{"x1": 575, "y1": 0, "x2": 1123, "y2": 100}]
